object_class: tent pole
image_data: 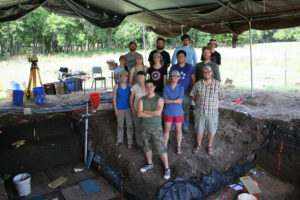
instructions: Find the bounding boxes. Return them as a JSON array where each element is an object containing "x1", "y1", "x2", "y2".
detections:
[
  {"x1": 285, "y1": 51, "x2": 287, "y2": 86},
  {"x1": 143, "y1": 26, "x2": 146, "y2": 60},
  {"x1": 249, "y1": 20, "x2": 254, "y2": 97},
  {"x1": 84, "y1": 102, "x2": 89, "y2": 164}
]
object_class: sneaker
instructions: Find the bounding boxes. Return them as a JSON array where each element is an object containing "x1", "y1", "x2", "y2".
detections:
[
  {"x1": 140, "y1": 164, "x2": 153, "y2": 173},
  {"x1": 163, "y1": 168, "x2": 171, "y2": 180}
]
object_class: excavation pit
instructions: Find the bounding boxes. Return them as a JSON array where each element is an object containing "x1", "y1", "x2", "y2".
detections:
[{"x1": 0, "y1": 90, "x2": 299, "y2": 199}]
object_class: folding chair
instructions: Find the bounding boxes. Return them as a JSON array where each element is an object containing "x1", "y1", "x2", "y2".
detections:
[{"x1": 91, "y1": 67, "x2": 106, "y2": 90}]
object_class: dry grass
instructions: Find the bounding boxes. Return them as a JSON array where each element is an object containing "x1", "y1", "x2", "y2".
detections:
[{"x1": 0, "y1": 42, "x2": 299, "y2": 100}]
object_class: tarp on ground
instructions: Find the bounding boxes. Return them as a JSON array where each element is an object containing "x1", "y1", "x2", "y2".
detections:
[
  {"x1": 0, "y1": 94, "x2": 112, "y2": 115},
  {"x1": 0, "y1": 0, "x2": 300, "y2": 38},
  {"x1": 157, "y1": 162, "x2": 256, "y2": 200}
]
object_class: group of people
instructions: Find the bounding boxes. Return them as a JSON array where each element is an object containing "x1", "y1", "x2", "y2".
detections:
[{"x1": 112, "y1": 34, "x2": 224, "y2": 180}]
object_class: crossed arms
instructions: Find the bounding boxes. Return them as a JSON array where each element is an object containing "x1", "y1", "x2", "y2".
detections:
[{"x1": 137, "y1": 97, "x2": 164, "y2": 118}]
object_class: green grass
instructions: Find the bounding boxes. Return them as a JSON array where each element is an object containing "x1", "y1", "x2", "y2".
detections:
[{"x1": 0, "y1": 42, "x2": 299, "y2": 102}]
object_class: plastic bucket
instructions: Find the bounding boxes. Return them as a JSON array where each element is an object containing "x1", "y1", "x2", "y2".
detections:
[
  {"x1": 12, "y1": 90, "x2": 24, "y2": 106},
  {"x1": 54, "y1": 82, "x2": 65, "y2": 95},
  {"x1": 89, "y1": 93, "x2": 100, "y2": 109},
  {"x1": 66, "y1": 79, "x2": 75, "y2": 92},
  {"x1": 238, "y1": 193, "x2": 257, "y2": 200},
  {"x1": 33, "y1": 87, "x2": 45, "y2": 105},
  {"x1": 13, "y1": 173, "x2": 31, "y2": 197},
  {"x1": 74, "y1": 78, "x2": 83, "y2": 91}
]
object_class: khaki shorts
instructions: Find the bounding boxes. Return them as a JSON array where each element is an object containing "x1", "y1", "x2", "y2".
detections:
[
  {"x1": 142, "y1": 128, "x2": 167, "y2": 155},
  {"x1": 194, "y1": 112, "x2": 218, "y2": 135}
]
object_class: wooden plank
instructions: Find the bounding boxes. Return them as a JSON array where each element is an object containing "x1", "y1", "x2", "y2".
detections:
[
  {"x1": 240, "y1": 176, "x2": 261, "y2": 194},
  {"x1": 48, "y1": 177, "x2": 68, "y2": 189}
]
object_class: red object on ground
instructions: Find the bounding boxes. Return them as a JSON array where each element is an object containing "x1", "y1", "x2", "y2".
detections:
[
  {"x1": 235, "y1": 98, "x2": 242, "y2": 104},
  {"x1": 118, "y1": 193, "x2": 123, "y2": 199},
  {"x1": 89, "y1": 93, "x2": 101, "y2": 110}
]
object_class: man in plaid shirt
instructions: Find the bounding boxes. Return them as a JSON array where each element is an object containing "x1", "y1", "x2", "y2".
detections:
[{"x1": 190, "y1": 65, "x2": 224, "y2": 156}]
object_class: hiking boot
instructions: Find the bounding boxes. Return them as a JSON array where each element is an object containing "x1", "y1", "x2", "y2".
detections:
[
  {"x1": 140, "y1": 164, "x2": 153, "y2": 173},
  {"x1": 163, "y1": 168, "x2": 171, "y2": 180}
]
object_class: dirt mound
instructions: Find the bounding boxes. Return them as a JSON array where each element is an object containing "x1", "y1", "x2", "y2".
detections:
[{"x1": 221, "y1": 90, "x2": 300, "y2": 120}]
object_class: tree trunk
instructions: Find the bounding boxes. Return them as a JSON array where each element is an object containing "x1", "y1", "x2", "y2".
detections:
[
  {"x1": 15, "y1": 42, "x2": 19, "y2": 56},
  {"x1": 87, "y1": 39, "x2": 89, "y2": 51},
  {"x1": 5, "y1": 24, "x2": 10, "y2": 57},
  {"x1": 10, "y1": 37, "x2": 14, "y2": 57},
  {"x1": 42, "y1": 36, "x2": 45, "y2": 55}
]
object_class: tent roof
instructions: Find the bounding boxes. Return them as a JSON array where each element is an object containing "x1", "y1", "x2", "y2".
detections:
[{"x1": 1, "y1": 0, "x2": 300, "y2": 38}]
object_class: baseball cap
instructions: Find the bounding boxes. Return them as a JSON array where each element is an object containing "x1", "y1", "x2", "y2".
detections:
[
  {"x1": 208, "y1": 39, "x2": 218, "y2": 47},
  {"x1": 203, "y1": 65, "x2": 212, "y2": 71},
  {"x1": 170, "y1": 70, "x2": 180, "y2": 77},
  {"x1": 119, "y1": 70, "x2": 128, "y2": 76},
  {"x1": 136, "y1": 54, "x2": 143, "y2": 59},
  {"x1": 153, "y1": 52, "x2": 162, "y2": 58}
]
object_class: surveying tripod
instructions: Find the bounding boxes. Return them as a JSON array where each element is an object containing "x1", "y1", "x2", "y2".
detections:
[{"x1": 25, "y1": 56, "x2": 43, "y2": 99}]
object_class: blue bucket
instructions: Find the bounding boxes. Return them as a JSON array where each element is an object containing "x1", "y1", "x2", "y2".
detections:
[
  {"x1": 12, "y1": 90, "x2": 24, "y2": 106},
  {"x1": 33, "y1": 87, "x2": 45, "y2": 105},
  {"x1": 66, "y1": 79, "x2": 75, "y2": 92}
]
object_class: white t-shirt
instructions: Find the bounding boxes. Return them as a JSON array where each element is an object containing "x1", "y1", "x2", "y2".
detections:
[{"x1": 131, "y1": 83, "x2": 147, "y2": 110}]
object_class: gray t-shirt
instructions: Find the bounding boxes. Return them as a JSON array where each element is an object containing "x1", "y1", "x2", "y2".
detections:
[
  {"x1": 125, "y1": 52, "x2": 142, "y2": 71},
  {"x1": 131, "y1": 83, "x2": 147, "y2": 110}
]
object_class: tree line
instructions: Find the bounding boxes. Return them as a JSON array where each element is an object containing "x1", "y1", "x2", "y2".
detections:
[{"x1": 0, "y1": 8, "x2": 299, "y2": 59}]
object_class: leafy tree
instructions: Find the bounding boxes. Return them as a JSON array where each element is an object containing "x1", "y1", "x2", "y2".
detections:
[{"x1": 0, "y1": 7, "x2": 299, "y2": 59}]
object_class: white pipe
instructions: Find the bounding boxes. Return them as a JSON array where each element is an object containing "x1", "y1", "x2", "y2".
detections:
[
  {"x1": 84, "y1": 102, "x2": 89, "y2": 164},
  {"x1": 249, "y1": 20, "x2": 254, "y2": 97}
]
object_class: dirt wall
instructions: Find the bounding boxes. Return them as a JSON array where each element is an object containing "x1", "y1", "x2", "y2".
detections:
[{"x1": 88, "y1": 108, "x2": 274, "y2": 199}]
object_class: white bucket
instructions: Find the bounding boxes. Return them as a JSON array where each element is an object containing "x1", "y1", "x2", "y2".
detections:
[
  {"x1": 237, "y1": 193, "x2": 257, "y2": 200},
  {"x1": 13, "y1": 173, "x2": 31, "y2": 197}
]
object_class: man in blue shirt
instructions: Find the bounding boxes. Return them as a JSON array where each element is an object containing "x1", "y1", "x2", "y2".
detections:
[
  {"x1": 172, "y1": 34, "x2": 197, "y2": 67},
  {"x1": 169, "y1": 50, "x2": 196, "y2": 133}
]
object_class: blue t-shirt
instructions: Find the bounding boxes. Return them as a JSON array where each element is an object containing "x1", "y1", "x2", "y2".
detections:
[
  {"x1": 162, "y1": 84, "x2": 184, "y2": 117},
  {"x1": 116, "y1": 83, "x2": 131, "y2": 110},
  {"x1": 169, "y1": 63, "x2": 195, "y2": 94},
  {"x1": 172, "y1": 46, "x2": 197, "y2": 67},
  {"x1": 114, "y1": 66, "x2": 125, "y2": 83}
]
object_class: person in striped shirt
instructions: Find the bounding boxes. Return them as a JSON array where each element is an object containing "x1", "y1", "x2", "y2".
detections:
[{"x1": 190, "y1": 65, "x2": 224, "y2": 156}]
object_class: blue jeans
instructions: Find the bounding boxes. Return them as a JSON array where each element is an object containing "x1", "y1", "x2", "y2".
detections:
[{"x1": 171, "y1": 95, "x2": 191, "y2": 131}]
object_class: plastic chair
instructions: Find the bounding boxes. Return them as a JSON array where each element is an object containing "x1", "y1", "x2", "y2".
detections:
[{"x1": 91, "y1": 67, "x2": 106, "y2": 90}]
